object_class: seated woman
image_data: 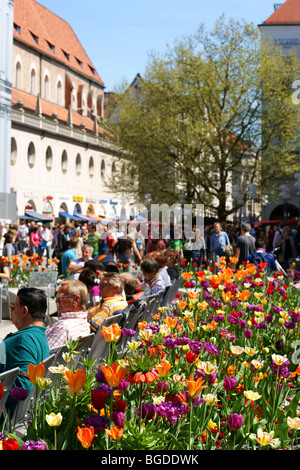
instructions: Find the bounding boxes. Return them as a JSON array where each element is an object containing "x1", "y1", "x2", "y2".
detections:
[
  {"x1": 140, "y1": 258, "x2": 165, "y2": 295},
  {"x1": 144, "y1": 251, "x2": 172, "y2": 288},
  {"x1": 79, "y1": 268, "x2": 101, "y2": 308},
  {"x1": 164, "y1": 248, "x2": 180, "y2": 281}
]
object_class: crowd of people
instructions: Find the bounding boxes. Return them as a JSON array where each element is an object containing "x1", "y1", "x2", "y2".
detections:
[{"x1": 0, "y1": 216, "x2": 300, "y2": 415}]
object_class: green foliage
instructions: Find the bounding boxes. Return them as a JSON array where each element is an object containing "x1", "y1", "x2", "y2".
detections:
[{"x1": 104, "y1": 16, "x2": 300, "y2": 221}]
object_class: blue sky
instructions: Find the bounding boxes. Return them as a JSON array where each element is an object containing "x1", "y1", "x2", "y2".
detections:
[{"x1": 37, "y1": 0, "x2": 276, "y2": 91}]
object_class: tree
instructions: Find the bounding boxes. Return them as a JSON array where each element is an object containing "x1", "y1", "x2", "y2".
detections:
[{"x1": 103, "y1": 16, "x2": 300, "y2": 222}]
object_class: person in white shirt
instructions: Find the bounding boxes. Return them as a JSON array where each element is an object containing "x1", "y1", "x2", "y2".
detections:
[
  {"x1": 68, "y1": 245, "x2": 94, "y2": 279},
  {"x1": 46, "y1": 280, "x2": 90, "y2": 350},
  {"x1": 38, "y1": 224, "x2": 53, "y2": 260}
]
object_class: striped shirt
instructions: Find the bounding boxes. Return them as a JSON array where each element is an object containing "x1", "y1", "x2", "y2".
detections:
[
  {"x1": 46, "y1": 311, "x2": 90, "y2": 350},
  {"x1": 87, "y1": 295, "x2": 128, "y2": 332}
]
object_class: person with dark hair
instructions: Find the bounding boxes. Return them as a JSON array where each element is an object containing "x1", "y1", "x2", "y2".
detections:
[
  {"x1": 60, "y1": 237, "x2": 79, "y2": 277},
  {"x1": 122, "y1": 272, "x2": 150, "y2": 308},
  {"x1": 0, "y1": 288, "x2": 50, "y2": 414},
  {"x1": 247, "y1": 238, "x2": 277, "y2": 272},
  {"x1": 234, "y1": 222, "x2": 256, "y2": 267},
  {"x1": 164, "y1": 248, "x2": 180, "y2": 281},
  {"x1": 145, "y1": 251, "x2": 171, "y2": 287},
  {"x1": 79, "y1": 268, "x2": 101, "y2": 307},
  {"x1": 87, "y1": 272, "x2": 128, "y2": 332},
  {"x1": 140, "y1": 258, "x2": 165, "y2": 295},
  {"x1": 84, "y1": 259, "x2": 106, "y2": 277},
  {"x1": 103, "y1": 261, "x2": 120, "y2": 273}
]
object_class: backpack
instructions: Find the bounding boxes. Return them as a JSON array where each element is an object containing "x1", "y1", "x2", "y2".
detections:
[{"x1": 248, "y1": 251, "x2": 268, "y2": 267}]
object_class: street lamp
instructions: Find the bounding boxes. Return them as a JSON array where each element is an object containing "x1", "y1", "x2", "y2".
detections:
[
  {"x1": 279, "y1": 184, "x2": 291, "y2": 224},
  {"x1": 295, "y1": 172, "x2": 300, "y2": 222},
  {"x1": 248, "y1": 183, "x2": 258, "y2": 224}
]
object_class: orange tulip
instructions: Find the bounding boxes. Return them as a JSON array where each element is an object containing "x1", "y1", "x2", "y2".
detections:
[
  {"x1": 222, "y1": 291, "x2": 232, "y2": 303},
  {"x1": 182, "y1": 272, "x2": 191, "y2": 281},
  {"x1": 156, "y1": 359, "x2": 172, "y2": 378},
  {"x1": 101, "y1": 323, "x2": 122, "y2": 342},
  {"x1": 22, "y1": 362, "x2": 45, "y2": 385},
  {"x1": 77, "y1": 426, "x2": 97, "y2": 449},
  {"x1": 100, "y1": 362, "x2": 127, "y2": 388},
  {"x1": 105, "y1": 425, "x2": 124, "y2": 440},
  {"x1": 64, "y1": 369, "x2": 86, "y2": 394},
  {"x1": 164, "y1": 316, "x2": 178, "y2": 329},
  {"x1": 186, "y1": 374, "x2": 207, "y2": 398},
  {"x1": 177, "y1": 300, "x2": 187, "y2": 311},
  {"x1": 209, "y1": 320, "x2": 218, "y2": 331},
  {"x1": 137, "y1": 321, "x2": 147, "y2": 331},
  {"x1": 238, "y1": 290, "x2": 251, "y2": 301},
  {"x1": 188, "y1": 291, "x2": 199, "y2": 300}
]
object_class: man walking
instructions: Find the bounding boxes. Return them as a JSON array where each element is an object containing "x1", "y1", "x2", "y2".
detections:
[{"x1": 235, "y1": 223, "x2": 256, "y2": 267}]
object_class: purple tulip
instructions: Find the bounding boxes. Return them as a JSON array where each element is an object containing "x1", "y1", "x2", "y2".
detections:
[
  {"x1": 223, "y1": 376, "x2": 237, "y2": 392},
  {"x1": 135, "y1": 402, "x2": 156, "y2": 421},
  {"x1": 244, "y1": 328, "x2": 252, "y2": 339},
  {"x1": 22, "y1": 440, "x2": 47, "y2": 450},
  {"x1": 122, "y1": 328, "x2": 136, "y2": 337},
  {"x1": 228, "y1": 413, "x2": 243, "y2": 431},
  {"x1": 9, "y1": 387, "x2": 29, "y2": 401},
  {"x1": 83, "y1": 414, "x2": 109, "y2": 431},
  {"x1": 112, "y1": 411, "x2": 125, "y2": 428}
]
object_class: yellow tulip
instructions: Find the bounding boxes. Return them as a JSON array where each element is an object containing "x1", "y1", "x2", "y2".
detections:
[
  {"x1": 46, "y1": 412, "x2": 63, "y2": 427},
  {"x1": 287, "y1": 417, "x2": 300, "y2": 430}
]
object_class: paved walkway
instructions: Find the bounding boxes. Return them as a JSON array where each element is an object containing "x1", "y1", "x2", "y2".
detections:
[{"x1": 0, "y1": 319, "x2": 17, "y2": 340}]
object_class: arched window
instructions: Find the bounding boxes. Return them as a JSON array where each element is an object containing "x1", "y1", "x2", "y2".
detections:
[
  {"x1": 30, "y1": 68, "x2": 36, "y2": 94},
  {"x1": 61, "y1": 150, "x2": 68, "y2": 174},
  {"x1": 27, "y1": 142, "x2": 36, "y2": 169},
  {"x1": 89, "y1": 157, "x2": 94, "y2": 177},
  {"x1": 11, "y1": 138, "x2": 17, "y2": 166},
  {"x1": 111, "y1": 161, "x2": 116, "y2": 176},
  {"x1": 57, "y1": 80, "x2": 62, "y2": 105},
  {"x1": 75, "y1": 153, "x2": 81, "y2": 176},
  {"x1": 15, "y1": 61, "x2": 22, "y2": 89},
  {"x1": 44, "y1": 74, "x2": 50, "y2": 100},
  {"x1": 101, "y1": 159, "x2": 105, "y2": 179},
  {"x1": 45, "y1": 146, "x2": 53, "y2": 171}
]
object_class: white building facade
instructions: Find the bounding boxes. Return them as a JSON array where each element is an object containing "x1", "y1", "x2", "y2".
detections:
[{"x1": 7, "y1": 0, "x2": 132, "y2": 224}]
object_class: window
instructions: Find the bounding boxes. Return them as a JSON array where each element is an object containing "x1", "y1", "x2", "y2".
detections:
[
  {"x1": 62, "y1": 50, "x2": 70, "y2": 61},
  {"x1": 44, "y1": 74, "x2": 50, "y2": 100},
  {"x1": 88, "y1": 65, "x2": 95, "y2": 75},
  {"x1": 47, "y1": 41, "x2": 55, "y2": 53},
  {"x1": 111, "y1": 162, "x2": 116, "y2": 176},
  {"x1": 57, "y1": 80, "x2": 62, "y2": 105},
  {"x1": 30, "y1": 69, "x2": 36, "y2": 94},
  {"x1": 61, "y1": 150, "x2": 68, "y2": 174},
  {"x1": 89, "y1": 157, "x2": 94, "y2": 177},
  {"x1": 75, "y1": 154, "x2": 81, "y2": 176},
  {"x1": 14, "y1": 23, "x2": 20, "y2": 34},
  {"x1": 101, "y1": 159, "x2": 105, "y2": 179},
  {"x1": 76, "y1": 57, "x2": 83, "y2": 68},
  {"x1": 15, "y1": 61, "x2": 22, "y2": 89},
  {"x1": 30, "y1": 32, "x2": 39, "y2": 44},
  {"x1": 45, "y1": 146, "x2": 53, "y2": 171},
  {"x1": 27, "y1": 142, "x2": 35, "y2": 169},
  {"x1": 11, "y1": 138, "x2": 17, "y2": 166}
]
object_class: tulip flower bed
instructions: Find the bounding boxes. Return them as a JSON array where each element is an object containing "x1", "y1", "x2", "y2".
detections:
[
  {"x1": 2, "y1": 254, "x2": 60, "y2": 288},
  {"x1": 1, "y1": 258, "x2": 300, "y2": 450}
]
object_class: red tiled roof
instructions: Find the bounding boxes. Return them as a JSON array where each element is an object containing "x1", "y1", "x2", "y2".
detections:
[
  {"x1": 13, "y1": 0, "x2": 104, "y2": 86},
  {"x1": 263, "y1": 0, "x2": 300, "y2": 24},
  {"x1": 12, "y1": 88, "x2": 106, "y2": 134}
]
